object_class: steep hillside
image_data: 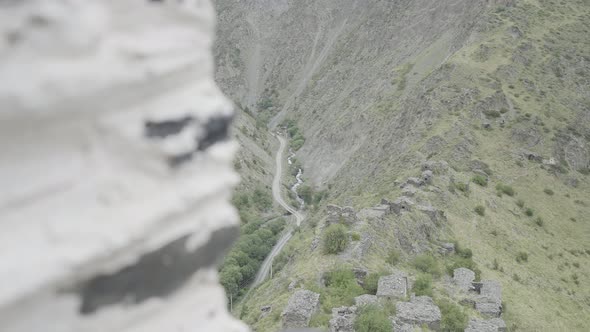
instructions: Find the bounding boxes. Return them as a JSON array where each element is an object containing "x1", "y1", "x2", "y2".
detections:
[{"x1": 214, "y1": 0, "x2": 590, "y2": 331}]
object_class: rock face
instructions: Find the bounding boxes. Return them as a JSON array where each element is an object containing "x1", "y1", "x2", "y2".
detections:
[
  {"x1": 395, "y1": 296, "x2": 442, "y2": 330},
  {"x1": 389, "y1": 197, "x2": 415, "y2": 215},
  {"x1": 354, "y1": 294, "x2": 380, "y2": 307},
  {"x1": 329, "y1": 306, "x2": 357, "y2": 332},
  {"x1": 453, "y1": 268, "x2": 476, "y2": 292},
  {"x1": 473, "y1": 280, "x2": 503, "y2": 317},
  {"x1": 376, "y1": 271, "x2": 409, "y2": 299},
  {"x1": 465, "y1": 318, "x2": 507, "y2": 332},
  {"x1": 0, "y1": 1, "x2": 247, "y2": 332},
  {"x1": 282, "y1": 290, "x2": 320, "y2": 329},
  {"x1": 327, "y1": 205, "x2": 359, "y2": 225}
]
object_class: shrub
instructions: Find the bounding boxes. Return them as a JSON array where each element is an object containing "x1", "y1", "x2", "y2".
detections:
[
  {"x1": 496, "y1": 183, "x2": 515, "y2": 196},
  {"x1": 323, "y1": 224, "x2": 349, "y2": 254},
  {"x1": 472, "y1": 175, "x2": 488, "y2": 187},
  {"x1": 412, "y1": 254, "x2": 440, "y2": 277},
  {"x1": 525, "y1": 208, "x2": 534, "y2": 217},
  {"x1": 324, "y1": 269, "x2": 365, "y2": 307},
  {"x1": 544, "y1": 188, "x2": 554, "y2": 195},
  {"x1": 413, "y1": 274, "x2": 433, "y2": 297},
  {"x1": 475, "y1": 205, "x2": 486, "y2": 216},
  {"x1": 483, "y1": 109, "x2": 502, "y2": 118},
  {"x1": 513, "y1": 273, "x2": 521, "y2": 282},
  {"x1": 535, "y1": 217, "x2": 544, "y2": 227},
  {"x1": 516, "y1": 199, "x2": 525, "y2": 208},
  {"x1": 363, "y1": 273, "x2": 382, "y2": 295},
  {"x1": 455, "y1": 182, "x2": 469, "y2": 193},
  {"x1": 516, "y1": 251, "x2": 529, "y2": 263},
  {"x1": 387, "y1": 249, "x2": 401, "y2": 266},
  {"x1": 351, "y1": 232, "x2": 361, "y2": 241},
  {"x1": 354, "y1": 305, "x2": 392, "y2": 332},
  {"x1": 437, "y1": 299, "x2": 468, "y2": 332}
]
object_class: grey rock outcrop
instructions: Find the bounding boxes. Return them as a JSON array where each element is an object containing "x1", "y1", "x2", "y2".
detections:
[
  {"x1": 395, "y1": 296, "x2": 441, "y2": 330},
  {"x1": 377, "y1": 271, "x2": 408, "y2": 300},
  {"x1": 282, "y1": 290, "x2": 320, "y2": 329},
  {"x1": 473, "y1": 280, "x2": 503, "y2": 317},
  {"x1": 422, "y1": 160, "x2": 449, "y2": 174},
  {"x1": 421, "y1": 170, "x2": 434, "y2": 185},
  {"x1": 465, "y1": 318, "x2": 507, "y2": 332},
  {"x1": 417, "y1": 205, "x2": 446, "y2": 224},
  {"x1": 358, "y1": 204, "x2": 389, "y2": 219},
  {"x1": 327, "y1": 205, "x2": 359, "y2": 225},
  {"x1": 453, "y1": 268, "x2": 475, "y2": 292},
  {"x1": 439, "y1": 242, "x2": 456, "y2": 255},
  {"x1": 354, "y1": 294, "x2": 380, "y2": 307},
  {"x1": 389, "y1": 197, "x2": 415, "y2": 215},
  {"x1": 329, "y1": 306, "x2": 357, "y2": 332}
]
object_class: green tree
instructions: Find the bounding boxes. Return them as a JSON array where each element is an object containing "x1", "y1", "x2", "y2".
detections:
[{"x1": 323, "y1": 224, "x2": 349, "y2": 254}]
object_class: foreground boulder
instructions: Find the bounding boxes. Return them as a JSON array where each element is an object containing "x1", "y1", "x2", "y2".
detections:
[
  {"x1": 282, "y1": 289, "x2": 320, "y2": 329},
  {"x1": 395, "y1": 296, "x2": 441, "y2": 330}
]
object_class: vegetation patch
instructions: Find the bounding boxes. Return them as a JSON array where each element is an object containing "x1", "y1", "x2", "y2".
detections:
[
  {"x1": 354, "y1": 305, "x2": 392, "y2": 332},
  {"x1": 323, "y1": 224, "x2": 349, "y2": 254}
]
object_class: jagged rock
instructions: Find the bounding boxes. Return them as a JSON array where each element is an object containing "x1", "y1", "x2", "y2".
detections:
[
  {"x1": 421, "y1": 160, "x2": 449, "y2": 174},
  {"x1": 402, "y1": 186, "x2": 418, "y2": 197},
  {"x1": 260, "y1": 305, "x2": 272, "y2": 318},
  {"x1": 417, "y1": 205, "x2": 445, "y2": 224},
  {"x1": 389, "y1": 197, "x2": 415, "y2": 215},
  {"x1": 377, "y1": 271, "x2": 408, "y2": 300},
  {"x1": 405, "y1": 177, "x2": 424, "y2": 187},
  {"x1": 465, "y1": 318, "x2": 507, "y2": 332},
  {"x1": 439, "y1": 242, "x2": 455, "y2": 255},
  {"x1": 395, "y1": 296, "x2": 441, "y2": 330},
  {"x1": 507, "y1": 26, "x2": 523, "y2": 38},
  {"x1": 474, "y1": 280, "x2": 503, "y2": 317},
  {"x1": 354, "y1": 294, "x2": 380, "y2": 308},
  {"x1": 390, "y1": 317, "x2": 414, "y2": 332},
  {"x1": 421, "y1": 170, "x2": 434, "y2": 185},
  {"x1": 288, "y1": 279, "x2": 300, "y2": 291},
  {"x1": 327, "y1": 205, "x2": 359, "y2": 225},
  {"x1": 358, "y1": 204, "x2": 390, "y2": 219},
  {"x1": 282, "y1": 290, "x2": 320, "y2": 329},
  {"x1": 329, "y1": 306, "x2": 357, "y2": 332},
  {"x1": 520, "y1": 149, "x2": 543, "y2": 162},
  {"x1": 453, "y1": 268, "x2": 475, "y2": 292}
]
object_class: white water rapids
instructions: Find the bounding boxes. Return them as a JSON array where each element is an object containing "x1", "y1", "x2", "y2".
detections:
[{"x1": 287, "y1": 150, "x2": 305, "y2": 209}]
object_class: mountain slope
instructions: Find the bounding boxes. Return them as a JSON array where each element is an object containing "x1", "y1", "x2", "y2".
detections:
[{"x1": 214, "y1": 0, "x2": 590, "y2": 331}]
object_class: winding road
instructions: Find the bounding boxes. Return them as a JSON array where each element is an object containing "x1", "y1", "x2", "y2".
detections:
[{"x1": 252, "y1": 135, "x2": 304, "y2": 286}]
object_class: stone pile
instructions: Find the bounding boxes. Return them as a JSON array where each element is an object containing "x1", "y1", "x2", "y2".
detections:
[
  {"x1": 282, "y1": 289, "x2": 320, "y2": 329},
  {"x1": 329, "y1": 306, "x2": 357, "y2": 332},
  {"x1": 376, "y1": 271, "x2": 409, "y2": 300},
  {"x1": 394, "y1": 296, "x2": 442, "y2": 330}
]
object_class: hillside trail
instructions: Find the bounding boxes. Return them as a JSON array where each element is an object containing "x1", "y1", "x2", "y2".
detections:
[{"x1": 251, "y1": 135, "x2": 304, "y2": 287}]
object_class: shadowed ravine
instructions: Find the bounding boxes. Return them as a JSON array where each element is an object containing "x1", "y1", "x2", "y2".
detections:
[{"x1": 252, "y1": 134, "x2": 304, "y2": 287}]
